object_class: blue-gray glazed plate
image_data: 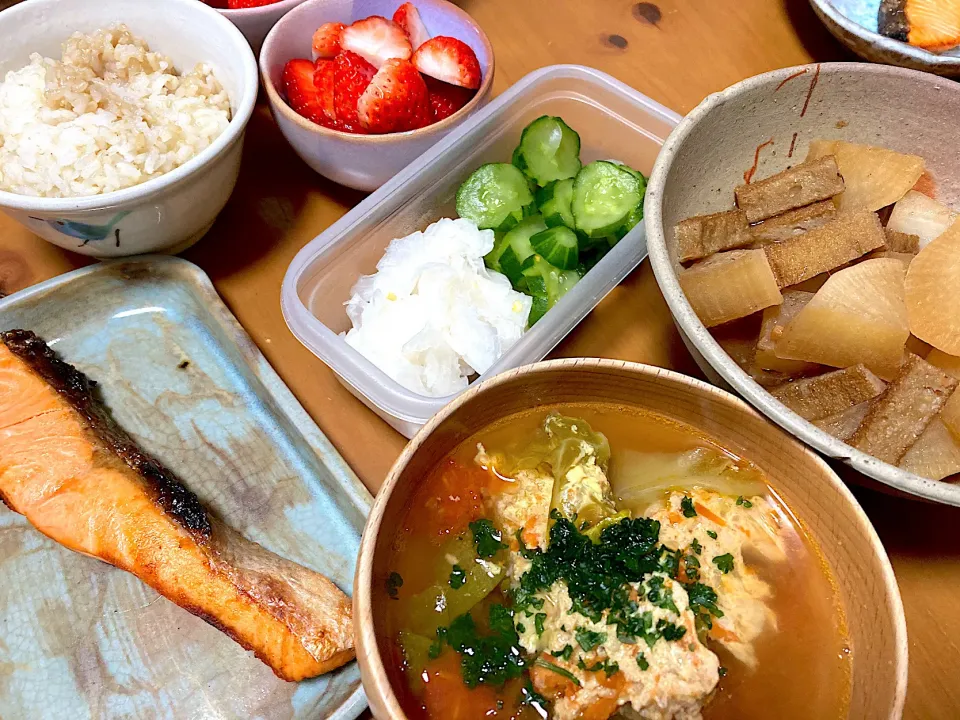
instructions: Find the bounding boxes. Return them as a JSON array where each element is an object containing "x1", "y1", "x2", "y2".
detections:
[
  {"x1": 0, "y1": 257, "x2": 371, "y2": 720},
  {"x1": 810, "y1": 0, "x2": 960, "y2": 76}
]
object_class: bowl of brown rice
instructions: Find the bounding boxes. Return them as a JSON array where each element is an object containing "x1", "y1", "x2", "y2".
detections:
[{"x1": 0, "y1": 0, "x2": 258, "y2": 257}]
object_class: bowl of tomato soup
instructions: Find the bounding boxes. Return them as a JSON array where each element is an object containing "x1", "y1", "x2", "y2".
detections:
[{"x1": 355, "y1": 358, "x2": 906, "y2": 720}]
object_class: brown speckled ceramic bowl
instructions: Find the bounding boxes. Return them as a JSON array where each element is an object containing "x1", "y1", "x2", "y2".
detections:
[
  {"x1": 355, "y1": 358, "x2": 907, "y2": 719},
  {"x1": 645, "y1": 62, "x2": 960, "y2": 506}
]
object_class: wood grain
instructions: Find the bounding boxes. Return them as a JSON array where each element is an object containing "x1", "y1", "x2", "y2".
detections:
[{"x1": 0, "y1": 0, "x2": 957, "y2": 717}]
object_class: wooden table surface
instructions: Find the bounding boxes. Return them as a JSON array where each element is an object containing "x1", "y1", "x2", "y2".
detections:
[{"x1": 1, "y1": 0, "x2": 957, "y2": 717}]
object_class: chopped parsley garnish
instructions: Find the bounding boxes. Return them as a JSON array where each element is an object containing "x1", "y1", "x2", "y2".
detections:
[
  {"x1": 645, "y1": 575, "x2": 679, "y2": 615},
  {"x1": 681, "y1": 496, "x2": 697, "y2": 518},
  {"x1": 713, "y1": 553, "x2": 735, "y2": 574},
  {"x1": 736, "y1": 496, "x2": 753, "y2": 509},
  {"x1": 512, "y1": 511, "x2": 721, "y2": 650},
  {"x1": 691, "y1": 538, "x2": 702, "y2": 555},
  {"x1": 552, "y1": 644, "x2": 574, "y2": 661},
  {"x1": 636, "y1": 653, "x2": 649, "y2": 671},
  {"x1": 535, "y1": 613, "x2": 547, "y2": 636},
  {"x1": 535, "y1": 657, "x2": 581, "y2": 686},
  {"x1": 683, "y1": 552, "x2": 701, "y2": 583},
  {"x1": 470, "y1": 519, "x2": 507, "y2": 558},
  {"x1": 579, "y1": 657, "x2": 619, "y2": 676},
  {"x1": 436, "y1": 603, "x2": 527, "y2": 688},
  {"x1": 575, "y1": 628, "x2": 607, "y2": 651},
  {"x1": 706, "y1": 530, "x2": 718, "y2": 539},
  {"x1": 686, "y1": 581, "x2": 724, "y2": 634},
  {"x1": 517, "y1": 623, "x2": 526, "y2": 633},
  {"x1": 449, "y1": 564, "x2": 467, "y2": 589},
  {"x1": 386, "y1": 571, "x2": 403, "y2": 599},
  {"x1": 658, "y1": 620, "x2": 687, "y2": 642}
]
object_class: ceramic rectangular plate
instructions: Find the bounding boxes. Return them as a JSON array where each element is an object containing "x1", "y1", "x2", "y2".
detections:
[{"x1": 0, "y1": 257, "x2": 371, "y2": 719}]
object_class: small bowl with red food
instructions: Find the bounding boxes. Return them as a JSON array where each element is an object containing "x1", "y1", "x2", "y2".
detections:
[
  {"x1": 260, "y1": 0, "x2": 494, "y2": 191},
  {"x1": 202, "y1": 0, "x2": 309, "y2": 55}
]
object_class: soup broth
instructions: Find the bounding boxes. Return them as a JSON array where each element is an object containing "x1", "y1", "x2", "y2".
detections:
[{"x1": 381, "y1": 404, "x2": 851, "y2": 719}]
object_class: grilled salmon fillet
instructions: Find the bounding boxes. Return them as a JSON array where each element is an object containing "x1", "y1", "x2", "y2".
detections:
[{"x1": 0, "y1": 330, "x2": 354, "y2": 681}]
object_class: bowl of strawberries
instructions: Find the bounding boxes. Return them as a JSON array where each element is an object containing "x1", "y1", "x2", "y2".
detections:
[
  {"x1": 260, "y1": 0, "x2": 494, "y2": 191},
  {"x1": 202, "y1": 0, "x2": 309, "y2": 55}
]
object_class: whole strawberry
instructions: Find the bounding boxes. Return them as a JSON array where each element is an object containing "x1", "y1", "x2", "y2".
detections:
[
  {"x1": 332, "y1": 51, "x2": 377, "y2": 129},
  {"x1": 357, "y1": 58, "x2": 430, "y2": 134}
]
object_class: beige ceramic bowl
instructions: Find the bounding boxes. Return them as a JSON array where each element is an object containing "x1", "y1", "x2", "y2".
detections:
[
  {"x1": 0, "y1": 0, "x2": 258, "y2": 258},
  {"x1": 260, "y1": 0, "x2": 494, "y2": 192},
  {"x1": 645, "y1": 62, "x2": 960, "y2": 507},
  {"x1": 355, "y1": 358, "x2": 908, "y2": 719},
  {"x1": 218, "y1": 0, "x2": 310, "y2": 55}
]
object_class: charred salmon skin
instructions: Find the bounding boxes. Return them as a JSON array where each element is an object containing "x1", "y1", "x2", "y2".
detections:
[{"x1": 0, "y1": 330, "x2": 354, "y2": 681}]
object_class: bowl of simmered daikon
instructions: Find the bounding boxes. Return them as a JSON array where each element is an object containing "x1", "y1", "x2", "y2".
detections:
[
  {"x1": 645, "y1": 62, "x2": 960, "y2": 506},
  {"x1": 355, "y1": 358, "x2": 906, "y2": 720}
]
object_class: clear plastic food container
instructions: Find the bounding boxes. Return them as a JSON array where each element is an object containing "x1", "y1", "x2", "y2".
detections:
[{"x1": 281, "y1": 65, "x2": 681, "y2": 437}]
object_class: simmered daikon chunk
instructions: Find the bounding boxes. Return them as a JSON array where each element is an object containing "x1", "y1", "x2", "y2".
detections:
[
  {"x1": 865, "y1": 249, "x2": 915, "y2": 267},
  {"x1": 899, "y1": 419, "x2": 960, "y2": 480},
  {"x1": 905, "y1": 217, "x2": 960, "y2": 355},
  {"x1": 927, "y1": 349, "x2": 960, "y2": 378},
  {"x1": 763, "y1": 210, "x2": 885, "y2": 288},
  {"x1": 776, "y1": 258, "x2": 909, "y2": 379},
  {"x1": 887, "y1": 190, "x2": 958, "y2": 247},
  {"x1": 674, "y1": 209, "x2": 751, "y2": 263},
  {"x1": 849, "y1": 354, "x2": 957, "y2": 464},
  {"x1": 771, "y1": 365, "x2": 886, "y2": 421},
  {"x1": 735, "y1": 156, "x2": 845, "y2": 223},
  {"x1": 679, "y1": 249, "x2": 782, "y2": 328},
  {"x1": 755, "y1": 291, "x2": 820, "y2": 374},
  {"x1": 807, "y1": 139, "x2": 924, "y2": 212},
  {"x1": 941, "y1": 392, "x2": 960, "y2": 440}
]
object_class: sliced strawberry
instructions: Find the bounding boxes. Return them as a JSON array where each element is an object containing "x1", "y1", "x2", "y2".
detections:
[
  {"x1": 332, "y1": 50, "x2": 377, "y2": 128},
  {"x1": 227, "y1": 0, "x2": 274, "y2": 8},
  {"x1": 340, "y1": 16, "x2": 412, "y2": 69},
  {"x1": 313, "y1": 59, "x2": 337, "y2": 122},
  {"x1": 311, "y1": 22, "x2": 345, "y2": 60},
  {"x1": 411, "y1": 36, "x2": 481, "y2": 90},
  {"x1": 282, "y1": 58, "x2": 328, "y2": 125},
  {"x1": 393, "y1": 2, "x2": 431, "y2": 50},
  {"x1": 357, "y1": 58, "x2": 430, "y2": 134},
  {"x1": 203, "y1": 0, "x2": 229, "y2": 8},
  {"x1": 424, "y1": 75, "x2": 474, "y2": 121}
]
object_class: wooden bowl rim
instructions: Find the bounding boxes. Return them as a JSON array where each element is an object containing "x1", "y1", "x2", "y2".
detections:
[{"x1": 354, "y1": 357, "x2": 908, "y2": 719}]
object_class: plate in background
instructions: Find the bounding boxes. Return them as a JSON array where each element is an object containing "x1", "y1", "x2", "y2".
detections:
[
  {"x1": 0, "y1": 257, "x2": 370, "y2": 719},
  {"x1": 810, "y1": 0, "x2": 960, "y2": 75}
]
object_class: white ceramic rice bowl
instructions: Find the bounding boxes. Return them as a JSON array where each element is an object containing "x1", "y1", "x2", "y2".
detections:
[
  {"x1": 0, "y1": 0, "x2": 258, "y2": 258},
  {"x1": 645, "y1": 62, "x2": 960, "y2": 506}
]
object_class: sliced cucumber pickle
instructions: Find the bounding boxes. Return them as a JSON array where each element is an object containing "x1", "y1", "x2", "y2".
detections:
[
  {"x1": 519, "y1": 255, "x2": 581, "y2": 325},
  {"x1": 530, "y1": 226, "x2": 579, "y2": 270},
  {"x1": 572, "y1": 161, "x2": 643, "y2": 238},
  {"x1": 497, "y1": 214, "x2": 547, "y2": 284},
  {"x1": 536, "y1": 178, "x2": 576, "y2": 229},
  {"x1": 513, "y1": 116, "x2": 582, "y2": 186},
  {"x1": 456, "y1": 163, "x2": 534, "y2": 232}
]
